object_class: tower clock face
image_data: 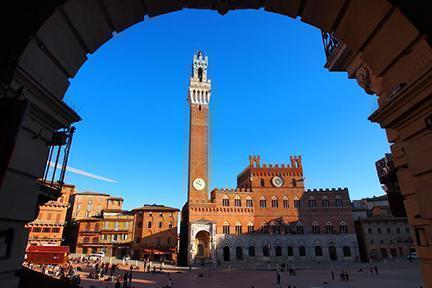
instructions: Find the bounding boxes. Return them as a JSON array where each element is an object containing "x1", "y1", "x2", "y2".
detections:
[
  {"x1": 193, "y1": 178, "x2": 206, "y2": 191},
  {"x1": 272, "y1": 176, "x2": 284, "y2": 188}
]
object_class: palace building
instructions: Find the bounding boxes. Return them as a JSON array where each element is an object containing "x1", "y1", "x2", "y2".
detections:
[
  {"x1": 131, "y1": 204, "x2": 179, "y2": 262},
  {"x1": 25, "y1": 184, "x2": 75, "y2": 247},
  {"x1": 179, "y1": 51, "x2": 359, "y2": 266}
]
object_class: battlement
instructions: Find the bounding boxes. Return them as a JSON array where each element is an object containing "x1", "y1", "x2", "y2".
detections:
[
  {"x1": 306, "y1": 188, "x2": 349, "y2": 193},
  {"x1": 213, "y1": 187, "x2": 253, "y2": 193},
  {"x1": 248, "y1": 155, "x2": 302, "y2": 169}
]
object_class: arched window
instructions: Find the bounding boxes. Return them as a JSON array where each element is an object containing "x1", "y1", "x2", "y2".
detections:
[
  {"x1": 236, "y1": 246, "x2": 243, "y2": 260},
  {"x1": 321, "y1": 196, "x2": 329, "y2": 208},
  {"x1": 85, "y1": 222, "x2": 90, "y2": 231},
  {"x1": 223, "y1": 246, "x2": 230, "y2": 262},
  {"x1": 299, "y1": 246, "x2": 306, "y2": 257},
  {"x1": 326, "y1": 222, "x2": 334, "y2": 234},
  {"x1": 308, "y1": 196, "x2": 317, "y2": 208},
  {"x1": 234, "y1": 196, "x2": 241, "y2": 207},
  {"x1": 287, "y1": 246, "x2": 293, "y2": 256},
  {"x1": 83, "y1": 237, "x2": 89, "y2": 243},
  {"x1": 339, "y1": 221, "x2": 348, "y2": 233},
  {"x1": 94, "y1": 223, "x2": 99, "y2": 231},
  {"x1": 247, "y1": 222, "x2": 254, "y2": 233},
  {"x1": 275, "y1": 246, "x2": 282, "y2": 256},
  {"x1": 222, "y1": 195, "x2": 229, "y2": 207},
  {"x1": 92, "y1": 237, "x2": 98, "y2": 244},
  {"x1": 296, "y1": 222, "x2": 304, "y2": 234},
  {"x1": 343, "y1": 246, "x2": 352, "y2": 257},
  {"x1": 294, "y1": 197, "x2": 301, "y2": 208},
  {"x1": 235, "y1": 222, "x2": 242, "y2": 234},
  {"x1": 259, "y1": 196, "x2": 267, "y2": 208},
  {"x1": 248, "y1": 246, "x2": 255, "y2": 257},
  {"x1": 271, "y1": 196, "x2": 278, "y2": 208},
  {"x1": 315, "y1": 246, "x2": 323, "y2": 256},
  {"x1": 335, "y1": 195, "x2": 343, "y2": 207},
  {"x1": 260, "y1": 178, "x2": 265, "y2": 187},
  {"x1": 261, "y1": 222, "x2": 268, "y2": 234},
  {"x1": 246, "y1": 196, "x2": 253, "y2": 208},
  {"x1": 198, "y1": 67, "x2": 203, "y2": 82},
  {"x1": 262, "y1": 246, "x2": 270, "y2": 257},
  {"x1": 223, "y1": 222, "x2": 230, "y2": 234},
  {"x1": 312, "y1": 221, "x2": 320, "y2": 234},
  {"x1": 283, "y1": 196, "x2": 289, "y2": 208}
]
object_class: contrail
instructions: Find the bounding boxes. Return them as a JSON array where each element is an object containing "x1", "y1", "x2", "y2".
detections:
[{"x1": 48, "y1": 162, "x2": 117, "y2": 183}]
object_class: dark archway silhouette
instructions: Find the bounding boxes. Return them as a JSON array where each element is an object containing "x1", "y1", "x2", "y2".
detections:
[{"x1": 0, "y1": 1, "x2": 431, "y2": 287}]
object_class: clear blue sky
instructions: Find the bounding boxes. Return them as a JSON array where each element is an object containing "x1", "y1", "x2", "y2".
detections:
[{"x1": 64, "y1": 9, "x2": 389, "y2": 211}]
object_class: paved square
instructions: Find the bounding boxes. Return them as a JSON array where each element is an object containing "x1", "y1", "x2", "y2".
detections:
[{"x1": 78, "y1": 260, "x2": 422, "y2": 288}]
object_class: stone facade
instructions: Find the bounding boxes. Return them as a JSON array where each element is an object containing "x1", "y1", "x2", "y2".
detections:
[
  {"x1": 68, "y1": 192, "x2": 123, "y2": 222},
  {"x1": 25, "y1": 184, "x2": 75, "y2": 247},
  {"x1": 74, "y1": 210, "x2": 134, "y2": 257},
  {"x1": 353, "y1": 197, "x2": 414, "y2": 262},
  {"x1": 131, "y1": 205, "x2": 179, "y2": 262},
  {"x1": 180, "y1": 52, "x2": 358, "y2": 266}
]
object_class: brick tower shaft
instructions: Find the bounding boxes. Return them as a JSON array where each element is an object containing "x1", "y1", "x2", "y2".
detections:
[{"x1": 187, "y1": 51, "x2": 211, "y2": 203}]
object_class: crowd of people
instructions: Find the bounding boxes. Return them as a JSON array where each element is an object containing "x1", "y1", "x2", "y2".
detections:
[{"x1": 22, "y1": 260, "x2": 81, "y2": 285}]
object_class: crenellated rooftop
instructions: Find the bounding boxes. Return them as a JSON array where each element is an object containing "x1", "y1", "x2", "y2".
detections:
[{"x1": 305, "y1": 188, "x2": 348, "y2": 192}]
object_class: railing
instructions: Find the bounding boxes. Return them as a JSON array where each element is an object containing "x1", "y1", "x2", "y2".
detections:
[{"x1": 322, "y1": 31, "x2": 341, "y2": 60}]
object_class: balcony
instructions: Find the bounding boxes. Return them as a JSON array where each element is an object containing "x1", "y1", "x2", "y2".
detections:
[
  {"x1": 36, "y1": 127, "x2": 76, "y2": 205},
  {"x1": 322, "y1": 31, "x2": 352, "y2": 72}
]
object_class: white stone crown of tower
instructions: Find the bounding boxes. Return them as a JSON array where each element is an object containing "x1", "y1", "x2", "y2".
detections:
[{"x1": 188, "y1": 50, "x2": 211, "y2": 105}]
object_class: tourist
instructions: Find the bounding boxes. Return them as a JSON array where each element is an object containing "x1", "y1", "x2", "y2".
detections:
[
  {"x1": 276, "y1": 271, "x2": 281, "y2": 284},
  {"x1": 331, "y1": 270, "x2": 335, "y2": 280},
  {"x1": 344, "y1": 271, "x2": 349, "y2": 281},
  {"x1": 128, "y1": 271, "x2": 133, "y2": 285},
  {"x1": 374, "y1": 265, "x2": 379, "y2": 275},
  {"x1": 114, "y1": 279, "x2": 121, "y2": 288}
]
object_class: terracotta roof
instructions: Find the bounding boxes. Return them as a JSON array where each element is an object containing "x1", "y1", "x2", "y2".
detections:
[
  {"x1": 76, "y1": 217, "x2": 102, "y2": 222},
  {"x1": 132, "y1": 204, "x2": 179, "y2": 212},
  {"x1": 26, "y1": 246, "x2": 69, "y2": 253},
  {"x1": 74, "y1": 191, "x2": 110, "y2": 196},
  {"x1": 108, "y1": 196, "x2": 124, "y2": 200},
  {"x1": 102, "y1": 209, "x2": 131, "y2": 214},
  {"x1": 365, "y1": 195, "x2": 388, "y2": 201}
]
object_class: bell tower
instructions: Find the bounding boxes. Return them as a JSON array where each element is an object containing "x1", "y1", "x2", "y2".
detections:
[{"x1": 187, "y1": 51, "x2": 211, "y2": 203}]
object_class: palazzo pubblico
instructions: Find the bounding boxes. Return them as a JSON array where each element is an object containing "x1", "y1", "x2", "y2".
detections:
[{"x1": 179, "y1": 51, "x2": 358, "y2": 266}]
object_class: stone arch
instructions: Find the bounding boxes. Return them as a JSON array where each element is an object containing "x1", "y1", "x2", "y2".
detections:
[
  {"x1": 233, "y1": 238, "x2": 243, "y2": 248},
  {"x1": 219, "y1": 238, "x2": 232, "y2": 249},
  {"x1": 2, "y1": 1, "x2": 432, "y2": 286}
]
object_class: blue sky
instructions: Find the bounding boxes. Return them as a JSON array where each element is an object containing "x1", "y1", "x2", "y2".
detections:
[{"x1": 64, "y1": 9, "x2": 389, "y2": 211}]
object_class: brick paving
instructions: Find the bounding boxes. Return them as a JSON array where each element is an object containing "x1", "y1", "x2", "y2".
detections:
[{"x1": 78, "y1": 260, "x2": 422, "y2": 288}]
